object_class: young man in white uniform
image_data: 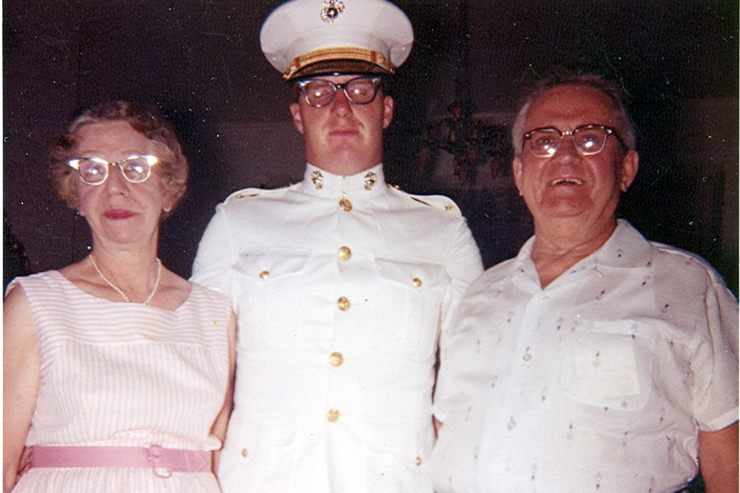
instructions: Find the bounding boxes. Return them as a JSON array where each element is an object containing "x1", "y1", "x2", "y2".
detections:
[{"x1": 192, "y1": 1, "x2": 483, "y2": 492}]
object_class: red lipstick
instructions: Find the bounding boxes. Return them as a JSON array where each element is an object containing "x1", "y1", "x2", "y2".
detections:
[{"x1": 103, "y1": 209, "x2": 135, "y2": 219}]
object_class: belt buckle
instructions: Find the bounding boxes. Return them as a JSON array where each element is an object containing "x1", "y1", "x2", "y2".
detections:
[{"x1": 147, "y1": 444, "x2": 172, "y2": 478}]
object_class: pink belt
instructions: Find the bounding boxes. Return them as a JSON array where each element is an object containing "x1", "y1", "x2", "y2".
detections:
[{"x1": 29, "y1": 445, "x2": 211, "y2": 478}]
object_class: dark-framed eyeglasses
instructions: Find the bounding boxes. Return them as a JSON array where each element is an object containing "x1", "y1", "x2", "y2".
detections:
[
  {"x1": 68, "y1": 155, "x2": 159, "y2": 185},
  {"x1": 296, "y1": 76, "x2": 382, "y2": 108},
  {"x1": 523, "y1": 124, "x2": 625, "y2": 157}
]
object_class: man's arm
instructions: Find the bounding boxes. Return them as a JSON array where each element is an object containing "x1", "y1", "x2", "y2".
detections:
[
  {"x1": 698, "y1": 421, "x2": 738, "y2": 493},
  {"x1": 438, "y1": 215, "x2": 483, "y2": 333},
  {"x1": 211, "y1": 310, "x2": 237, "y2": 474},
  {"x1": 191, "y1": 205, "x2": 236, "y2": 290}
]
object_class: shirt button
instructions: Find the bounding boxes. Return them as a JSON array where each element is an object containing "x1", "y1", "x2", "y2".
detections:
[
  {"x1": 329, "y1": 352, "x2": 343, "y2": 367},
  {"x1": 415, "y1": 456, "x2": 422, "y2": 466},
  {"x1": 412, "y1": 277, "x2": 422, "y2": 287},
  {"x1": 327, "y1": 409, "x2": 340, "y2": 422},
  {"x1": 337, "y1": 296, "x2": 350, "y2": 311},
  {"x1": 339, "y1": 198, "x2": 353, "y2": 212},
  {"x1": 259, "y1": 270, "x2": 269, "y2": 280},
  {"x1": 337, "y1": 246, "x2": 352, "y2": 261},
  {"x1": 241, "y1": 448, "x2": 248, "y2": 458}
]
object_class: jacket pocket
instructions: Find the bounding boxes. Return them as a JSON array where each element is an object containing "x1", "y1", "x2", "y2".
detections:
[
  {"x1": 372, "y1": 257, "x2": 451, "y2": 355},
  {"x1": 232, "y1": 248, "x2": 311, "y2": 346}
]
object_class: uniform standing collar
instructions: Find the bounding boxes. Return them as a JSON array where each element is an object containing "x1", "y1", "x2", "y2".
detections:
[{"x1": 302, "y1": 163, "x2": 386, "y2": 197}]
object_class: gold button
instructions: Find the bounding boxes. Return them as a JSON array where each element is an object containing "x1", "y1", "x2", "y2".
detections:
[
  {"x1": 329, "y1": 352, "x2": 343, "y2": 367},
  {"x1": 337, "y1": 246, "x2": 352, "y2": 261},
  {"x1": 412, "y1": 277, "x2": 422, "y2": 287},
  {"x1": 241, "y1": 448, "x2": 248, "y2": 458},
  {"x1": 337, "y1": 296, "x2": 350, "y2": 311},
  {"x1": 327, "y1": 409, "x2": 340, "y2": 422},
  {"x1": 259, "y1": 270, "x2": 269, "y2": 280},
  {"x1": 415, "y1": 456, "x2": 422, "y2": 466},
  {"x1": 339, "y1": 197, "x2": 353, "y2": 212}
]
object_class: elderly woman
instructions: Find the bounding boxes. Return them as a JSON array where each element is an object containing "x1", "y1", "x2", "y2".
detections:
[{"x1": 3, "y1": 101, "x2": 236, "y2": 492}]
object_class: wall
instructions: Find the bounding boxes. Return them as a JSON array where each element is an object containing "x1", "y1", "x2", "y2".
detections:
[{"x1": 4, "y1": 0, "x2": 738, "y2": 292}]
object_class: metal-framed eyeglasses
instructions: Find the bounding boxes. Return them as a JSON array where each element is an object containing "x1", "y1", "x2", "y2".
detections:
[
  {"x1": 296, "y1": 76, "x2": 382, "y2": 108},
  {"x1": 68, "y1": 155, "x2": 159, "y2": 185},
  {"x1": 523, "y1": 124, "x2": 625, "y2": 157}
]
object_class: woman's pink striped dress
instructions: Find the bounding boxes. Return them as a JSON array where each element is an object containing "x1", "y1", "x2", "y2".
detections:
[{"x1": 9, "y1": 270, "x2": 231, "y2": 492}]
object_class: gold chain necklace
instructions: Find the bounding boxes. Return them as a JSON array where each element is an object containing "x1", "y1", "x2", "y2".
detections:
[{"x1": 89, "y1": 255, "x2": 162, "y2": 305}]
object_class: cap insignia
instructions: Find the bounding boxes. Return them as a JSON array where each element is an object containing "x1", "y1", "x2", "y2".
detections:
[{"x1": 321, "y1": 0, "x2": 345, "y2": 23}]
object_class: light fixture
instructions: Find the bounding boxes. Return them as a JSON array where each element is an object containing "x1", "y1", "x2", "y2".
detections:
[{"x1": 418, "y1": 100, "x2": 511, "y2": 184}]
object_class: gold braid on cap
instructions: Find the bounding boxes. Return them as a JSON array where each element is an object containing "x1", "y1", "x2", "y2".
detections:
[{"x1": 283, "y1": 47, "x2": 394, "y2": 80}]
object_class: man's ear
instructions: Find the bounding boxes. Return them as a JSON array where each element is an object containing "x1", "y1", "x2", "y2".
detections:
[
  {"x1": 382, "y1": 96, "x2": 394, "y2": 129},
  {"x1": 512, "y1": 156, "x2": 524, "y2": 196},
  {"x1": 290, "y1": 103, "x2": 304, "y2": 134},
  {"x1": 619, "y1": 150, "x2": 639, "y2": 192}
]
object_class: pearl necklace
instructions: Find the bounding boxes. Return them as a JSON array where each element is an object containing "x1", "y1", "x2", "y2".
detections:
[{"x1": 89, "y1": 254, "x2": 162, "y2": 305}]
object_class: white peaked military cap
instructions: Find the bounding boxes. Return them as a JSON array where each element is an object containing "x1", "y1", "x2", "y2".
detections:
[{"x1": 260, "y1": 0, "x2": 414, "y2": 80}]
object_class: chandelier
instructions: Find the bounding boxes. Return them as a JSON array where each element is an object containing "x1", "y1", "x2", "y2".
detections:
[
  {"x1": 416, "y1": 0, "x2": 511, "y2": 185},
  {"x1": 418, "y1": 100, "x2": 511, "y2": 185}
]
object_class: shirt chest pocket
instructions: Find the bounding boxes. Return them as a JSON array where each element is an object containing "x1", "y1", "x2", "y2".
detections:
[
  {"x1": 561, "y1": 320, "x2": 657, "y2": 411},
  {"x1": 371, "y1": 258, "x2": 451, "y2": 355}
]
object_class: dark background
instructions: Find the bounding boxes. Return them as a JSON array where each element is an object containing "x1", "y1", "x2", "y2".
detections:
[{"x1": 4, "y1": 0, "x2": 738, "y2": 294}]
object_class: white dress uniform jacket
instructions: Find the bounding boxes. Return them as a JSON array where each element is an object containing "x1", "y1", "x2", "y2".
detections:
[{"x1": 192, "y1": 163, "x2": 483, "y2": 493}]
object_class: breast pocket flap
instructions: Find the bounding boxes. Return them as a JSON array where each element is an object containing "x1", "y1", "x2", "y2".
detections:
[
  {"x1": 374, "y1": 258, "x2": 451, "y2": 289},
  {"x1": 234, "y1": 249, "x2": 310, "y2": 279}
]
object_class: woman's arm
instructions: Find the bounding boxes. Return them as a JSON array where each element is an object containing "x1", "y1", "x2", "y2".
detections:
[
  {"x1": 3, "y1": 286, "x2": 41, "y2": 492},
  {"x1": 211, "y1": 310, "x2": 237, "y2": 475}
]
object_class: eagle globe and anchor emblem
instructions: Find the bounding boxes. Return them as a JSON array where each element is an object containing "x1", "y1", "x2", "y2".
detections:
[{"x1": 321, "y1": 0, "x2": 345, "y2": 22}]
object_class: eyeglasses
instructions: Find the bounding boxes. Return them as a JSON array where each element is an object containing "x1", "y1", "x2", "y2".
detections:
[
  {"x1": 523, "y1": 124, "x2": 625, "y2": 157},
  {"x1": 296, "y1": 76, "x2": 382, "y2": 108},
  {"x1": 68, "y1": 155, "x2": 159, "y2": 185}
]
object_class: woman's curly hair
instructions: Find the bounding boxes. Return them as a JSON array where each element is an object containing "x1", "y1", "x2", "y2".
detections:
[{"x1": 48, "y1": 101, "x2": 188, "y2": 217}]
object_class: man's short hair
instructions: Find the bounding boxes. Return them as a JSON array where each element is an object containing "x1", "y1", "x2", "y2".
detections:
[{"x1": 511, "y1": 70, "x2": 637, "y2": 156}]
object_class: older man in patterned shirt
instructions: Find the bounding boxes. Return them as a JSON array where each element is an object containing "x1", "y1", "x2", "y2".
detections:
[{"x1": 432, "y1": 71, "x2": 738, "y2": 493}]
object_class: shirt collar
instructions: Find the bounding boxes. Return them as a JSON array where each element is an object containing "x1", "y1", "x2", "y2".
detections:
[
  {"x1": 300, "y1": 163, "x2": 386, "y2": 198},
  {"x1": 511, "y1": 219, "x2": 653, "y2": 285},
  {"x1": 593, "y1": 219, "x2": 653, "y2": 268}
]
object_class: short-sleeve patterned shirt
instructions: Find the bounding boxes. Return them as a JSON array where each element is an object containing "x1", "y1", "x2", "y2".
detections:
[{"x1": 432, "y1": 220, "x2": 738, "y2": 493}]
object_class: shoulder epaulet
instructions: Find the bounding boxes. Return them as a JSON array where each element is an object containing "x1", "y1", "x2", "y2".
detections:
[
  {"x1": 224, "y1": 188, "x2": 261, "y2": 202},
  {"x1": 223, "y1": 185, "x2": 291, "y2": 204},
  {"x1": 388, "y1": 184, "x2": 461, "y2": 214}
]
